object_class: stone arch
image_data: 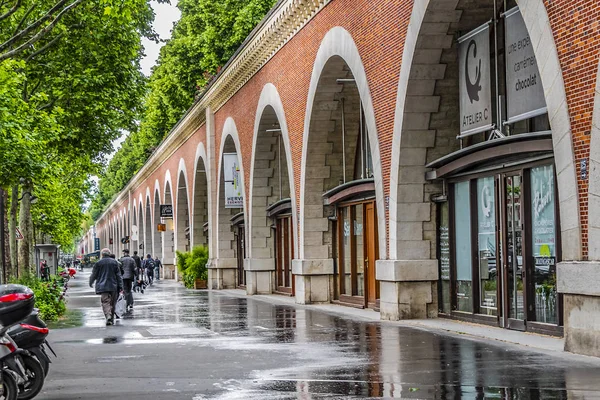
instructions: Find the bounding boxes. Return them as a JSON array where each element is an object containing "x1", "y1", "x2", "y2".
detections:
[
  {"x1": 162, "y1": 171, "x2": 176, "y2": 276},
  {"x1": 587, "y1": 58, "x2": 600, "y2": 259},
  {"x1": 211, "y1": 117, "x2": 247, "y2": 289},
  {"x1": 192, "y1": 143, "x2": 211, "y2": 249},
  {"x1": 299, "y1": 26, "x2": 386, "y2": 261},
  {"x1": 176, "y1": 158, "x2": 191, "y2": 254},
  {"x1": 389, "y1": 0, "x2": 580, "y2": 263},
  {"x1": 247, "y1": 83, "x2": 296, "y2": 294},
  {"x1": 153, "y1": 180, "x2": 163, "y2": 261},
  {"x1": 144, "y1": 188, "x2": 153, "y2": 256},
  {"x1": 132, "y1": 203, "x2": 138, "y2": 252},
  {"x1": 248, "y1": 83, "x2": 297, "y2": 254},
  {"x1": 384, "y1": 0, "x2": 578, "y2": 321}
]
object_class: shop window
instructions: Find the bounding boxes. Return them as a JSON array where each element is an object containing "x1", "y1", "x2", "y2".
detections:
[
  {"x1": 477, "y1": 176, "x2": 497, "y2": 316},
  {"x1": 530, "y1": 165, "x2": 557, "y2": 324},
  {"x1": 454, "y1": 181, "x2": 472, "y2": 312},
  {"x1": 438, "y1": 202, "x2": 451, "y2": 314}
]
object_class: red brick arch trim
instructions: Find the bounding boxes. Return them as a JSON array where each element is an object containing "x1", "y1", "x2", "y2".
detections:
[
  {"x1": 389, "y1": 0, "x2": 581, "y2": 261},
  {"x1": 299, "y1": 26, "x2": 387, "y2": 260}
]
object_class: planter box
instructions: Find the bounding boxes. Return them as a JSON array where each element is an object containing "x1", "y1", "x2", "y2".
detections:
[{"x1": 194, "y1": 279, "x2": 207, "y2": 289}]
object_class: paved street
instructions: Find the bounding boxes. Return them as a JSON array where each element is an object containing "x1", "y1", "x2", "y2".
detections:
[{"x1": 37, "y1": 272, "x2": 600, "y2": 399}]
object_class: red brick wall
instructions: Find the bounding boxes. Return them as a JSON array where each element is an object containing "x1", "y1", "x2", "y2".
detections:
[
  {"x1": 544, "y1": 0, "x2": 600, "y2": 260},
  {"x1": 213, "y1": 0, "x2": 413, "y2": 249},
  {"x1": 100, "y1": 0, "x2": 600, "y2": 261}
]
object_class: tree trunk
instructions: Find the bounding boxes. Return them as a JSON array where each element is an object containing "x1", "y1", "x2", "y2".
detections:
[
  {"x1": 8, "y1": 185, "x2": 18, "y2": 278},
  {"x1": 0, "y1": 188, "x2": 6, "y2": 284},
  {"x1": 17, "y1": 182, "x2": 33, "y2": 276}
]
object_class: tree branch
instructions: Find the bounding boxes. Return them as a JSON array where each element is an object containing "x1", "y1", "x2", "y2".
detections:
[
  {"x1": 12, "y1": 3, "x2": 37, "y2": 37},
  {"x1": 0, "y1": 0, "x2": 21, "y2": 22},
  {"x1": 0, "y1": 0, "x2": 84, "y2": 61},
  {"x1": 25, "y1": 32, "x2": 64, "y2": 61},
  {"x1": 0, "y1": 0, "x2": 75, "y2": 52}
]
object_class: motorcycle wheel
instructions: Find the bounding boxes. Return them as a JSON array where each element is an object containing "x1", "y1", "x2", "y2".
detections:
[
  {"x1": 16, "y1": 355, "x2": 44, "y2": 400},
  {"x1": 0, "y1": 372, "x2": 18, "y2": 400}
]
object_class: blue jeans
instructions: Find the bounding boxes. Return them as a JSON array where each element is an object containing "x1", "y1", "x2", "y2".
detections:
[{"x1": 155, "y1": 266, "x2": 160, "y2": 280}]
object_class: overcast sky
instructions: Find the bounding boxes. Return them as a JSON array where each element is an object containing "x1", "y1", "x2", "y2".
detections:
[{"x1": 110, "y1": 1, "x2": 181, "y2": 155}]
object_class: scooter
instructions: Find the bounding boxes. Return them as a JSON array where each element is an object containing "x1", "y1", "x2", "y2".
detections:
[
  {"x1": 8, "y1": 310, "x2": 54, "y2": 377},
  {"x1": 0, "y1": 287, "x2": 45, "y2": 400}
]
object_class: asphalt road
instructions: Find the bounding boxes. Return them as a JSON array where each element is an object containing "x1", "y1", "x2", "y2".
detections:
[{"x1": 36, "y1": 271, "x2": 600, "y2": 399}]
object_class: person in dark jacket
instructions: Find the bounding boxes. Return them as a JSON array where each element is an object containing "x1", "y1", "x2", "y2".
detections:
[
  {"x1": 132, "y1": 251, "x2": 142, "y2": 270},
  {"x1": 154, "y1": 257, "x2": 162, "y2": 281},
  {"x1": 144, "y1": 254, "x2": 155, "y2": 285},
  {"x1": 119, "y1": 249, "x2": 137, "y2": 311},
  {"x1": 89, "y1": 248, "x2": 123, "y2": 326}
]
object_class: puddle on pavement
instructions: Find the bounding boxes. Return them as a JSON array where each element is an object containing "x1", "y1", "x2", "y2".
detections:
[{"x1": 48, "y1": 309, "x2": 84, "y2": 329}]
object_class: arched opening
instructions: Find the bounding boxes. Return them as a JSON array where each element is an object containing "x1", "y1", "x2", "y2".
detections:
[
  {"x1": 176, "y1": 170, "x2": 191, "y2": 254},
  {"x1": 389, "y1": 0, "x2": 571, "y2": 333},
  {"x1": 132, "y1": 205, "x2": 138, "y2": 253},
  {"x1": 163, "y1": 180, "x2": 176, "y2": 279},
  {"x1": 211, "y1": 132, "x2": 245, "y2": 290},
  {"x1": 153, "y1": 190, "x2": 163, "y2": 263},
  {"x1": 192, "y1": 155, "x2": 209, "y2": 249},
  {"x1": 249, "y1": 104, "x2": 293, "y2": 295},
  {"x1": 145, "y1": 195, "x2": 153, "y2": 256},
  {"x1": 302, "y1": 54, "x2": 380, "y2": 308}
]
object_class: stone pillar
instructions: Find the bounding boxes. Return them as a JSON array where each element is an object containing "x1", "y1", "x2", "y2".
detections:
[
  {"x1": 207, "y1": 257, "x2": 237, "y2": 289},
  {"x1": 244, "y1": 258, "x2": 275, "y2": 295},
  {"x1": 557, "y1": 261, "x2": 600, "y2": 357},
  {"x1": 292, "y1": 259, "x2": 333, "y2": 304},
  {"x1": 376, "y1": 260, "x2": 438, "y2": 320}
]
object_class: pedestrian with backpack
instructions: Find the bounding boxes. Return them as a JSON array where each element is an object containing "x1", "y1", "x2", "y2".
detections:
[
  {"x1": 144, "y1": 254, "x2": 155, "y2": 285},
  {"x1": 154, "y1": 257, "x2": 162, "y2": 281}
]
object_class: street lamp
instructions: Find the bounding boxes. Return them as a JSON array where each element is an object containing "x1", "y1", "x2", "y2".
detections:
[{"x1": 17, "y1": 192, "x2": 37, "y2": 204}]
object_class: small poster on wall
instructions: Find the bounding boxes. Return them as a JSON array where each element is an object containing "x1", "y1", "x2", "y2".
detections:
[{"x1": 223, "y1": 153, "x2": 243, "y2": 208}]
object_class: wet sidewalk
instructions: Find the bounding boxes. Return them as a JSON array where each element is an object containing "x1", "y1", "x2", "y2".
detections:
[{"x1": 39, "y1": 271, "x2": 600, "y2": 399}]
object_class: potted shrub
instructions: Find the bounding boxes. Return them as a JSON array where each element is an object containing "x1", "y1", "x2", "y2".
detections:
[{"x1": 176, "y1": 246, "x2": 209, "y2": 289}]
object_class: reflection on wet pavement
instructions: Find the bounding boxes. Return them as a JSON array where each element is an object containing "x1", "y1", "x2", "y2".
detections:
[{"x1": 57, "y1": 274, "x2": 600, "y2": 399}]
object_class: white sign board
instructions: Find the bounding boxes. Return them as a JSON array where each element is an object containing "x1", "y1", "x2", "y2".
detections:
[
  {"x1": 223, "y1": 153, "x2": 243, "y2": 208},
  {"x1": 458, "y1": 23, "x2": 493, "y2": 138},
  {"x1": 504, "y1": 7, "x2": 546, "y2": 124},
  {"x1": 131, "y1": 225, "x2": 139, "y2": 241}
]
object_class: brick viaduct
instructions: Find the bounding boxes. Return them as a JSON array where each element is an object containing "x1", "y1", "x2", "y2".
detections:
[{"x1": 79, "y1": 0, "x2": 600, "y2": 356}]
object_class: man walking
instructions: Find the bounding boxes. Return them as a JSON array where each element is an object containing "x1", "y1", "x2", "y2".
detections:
[
  {"x1": 144, "y1": 254, "x2": 155, "y2": 285},
  {"x1": 89, "y1": 248, "x2": 123, "y2": 326},
  {"x1": 154, "y1": 257, "x2": 162, "y2": 281},
  {"x1": 119, "y1": 249, "x2": 137, "y2": 311},
  {"x1": 132, "y1": 251, "x2": 142, "y2": 271}
]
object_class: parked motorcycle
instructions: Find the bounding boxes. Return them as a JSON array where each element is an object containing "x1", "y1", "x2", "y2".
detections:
[
  {"x1": 0, "y1": 286, "x2": 45, "y2": 400},
  {"x1": 8, "y1": 311, "x2": 54, "y2": 377}
]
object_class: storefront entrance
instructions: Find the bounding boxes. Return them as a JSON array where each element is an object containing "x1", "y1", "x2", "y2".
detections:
[
  {"x1": 275, "y1": 215, "x2": 294, "y2": 295},
  {"x1": 337, "y1": 200, "x2": 379, "y2": 309},
  {"x1": 438, "y1": 153, "x2": 562, "y2": 334},
  {"x1": 232, "y1": 213, "x2": 246, "y2": 288}
]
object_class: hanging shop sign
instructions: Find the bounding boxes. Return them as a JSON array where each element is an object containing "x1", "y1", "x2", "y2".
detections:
[
  {"x1": 504, "y1": 7, "x2": 546, "y2": 124},
  {"x1": 160, "y1": 204, "x2": 173, "y2": 218},
  {"x1": 157, "y1": 223, "x2": 166, "y2": 232},
  {"x1": 94, "y1": 238, "x2": 100, "y2": 251},
  {"x1": 458, "y1": 23, "x2": 493, "y2": 138},
  {"x1": 223, "y1": 153, "x2": 243, "y2": 208},
  {"x1": 131, "y1": 225, "x2": 139, "y2": 241}
]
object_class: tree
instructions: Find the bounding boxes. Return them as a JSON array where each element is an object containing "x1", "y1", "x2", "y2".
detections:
[
  {"x1": 90, "y1": 0, "x2": 277, "y2": 220},
  {"x1": 0, "y1": 0, "x2": 157, "y2": 274}
]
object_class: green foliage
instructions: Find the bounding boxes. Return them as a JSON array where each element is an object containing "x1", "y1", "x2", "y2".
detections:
[
  {"x1": 0, "y1": 0, "x2": 156, "y2": 248},
  {"x1": 91, "y1": 0, "x2": 277, "y2": 220},
  {"x1": 176, "y1": 245, "x2": 209, "y2": 288},
  {"x1": 11, "y1": 274, "x2": 67, "y2": 322}
]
